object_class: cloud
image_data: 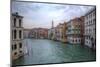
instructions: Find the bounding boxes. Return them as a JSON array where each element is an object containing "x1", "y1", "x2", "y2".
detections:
[{"x1": 11, "y1": 1, "x2": 95, "y2": 29}]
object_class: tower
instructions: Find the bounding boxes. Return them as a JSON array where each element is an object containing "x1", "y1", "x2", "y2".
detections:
[{"x1": 52, "y1": 20, "x2": 54, "y2": 29}]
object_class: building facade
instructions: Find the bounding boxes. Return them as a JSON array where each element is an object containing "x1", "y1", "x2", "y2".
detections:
[
  {"x1": 84, "y1": 7, "x2": 96, "y2": 50},
  {"x1": 80, "y1": 16, "x2": 85, "y2": 45},
  {"x1": 29, "y1": 28, "x2": 48, "y2": 39},
  {"x1": 61, "y1": 22, "x2": 67, "y2": 43},
  {"x1": 11, "y1": 12, "x2": 24, "y2": 60},
  {"x1": 66, "y1": 17, "x2": 84, "y2": 44},
  {"x1": 55, "y1": 23, "x2": 63, "y2": 41},
  {"x1": 55, "y1": 25, "x2": 60, "y2": 41},
  {"x1": 23, "y1": 29, "x2": 31, "y2": 38},
  {"x1": 49, "y1": 20, "x2": 67, "y2": 41}
]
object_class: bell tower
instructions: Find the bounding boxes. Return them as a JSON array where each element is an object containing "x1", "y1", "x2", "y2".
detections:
[{"x1": 52, "y1": 20, "x2": 54, "y2": 29}]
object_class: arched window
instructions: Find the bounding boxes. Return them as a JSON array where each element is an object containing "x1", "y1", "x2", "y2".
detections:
[
  {"x1": 14, "y1": 30, "x2": 16, "y2": 39},
  {"x1": 19, "y1": 50, "x2": 22, "y2": 53},
  {"x1": 12, "y1": 45, "x2": 13, "y2": 50},
  {"x1": 12, "y1": 30, "x2": 13, "y2": 39},
  {"x1": 14, "y1": 18, "x2": 16, "y2": 27},
  {"x1": 14, "y1": 52, "x2": 17, "y2": 55},
  {"x1": 14, "y1": 44, "x2": 17, "y2": 50},
  {"x1": 76, "y1": 39, "x2": 77, "y2": 42},
  {"x1": 19, "y1": 19, "x2": 21, "y2": 27},
  {"x1": 19, "y1": 30, "x2": 22, "y2": 39},
  {"x1": 19, "y1": 43, "x2": 22, "y2": 48}
]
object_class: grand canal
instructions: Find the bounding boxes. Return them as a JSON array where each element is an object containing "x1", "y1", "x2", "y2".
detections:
[{"x1": 13, "y1": 39, "x2": 96, "y2": 65}]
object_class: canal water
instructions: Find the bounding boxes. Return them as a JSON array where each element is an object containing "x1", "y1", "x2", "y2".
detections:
[{"x1": 13, "y1": 39, "x2": 96, "y2": 65}]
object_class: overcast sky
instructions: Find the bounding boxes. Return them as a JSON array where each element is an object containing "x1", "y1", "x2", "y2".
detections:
[{"x1": 11, "y1": 1, "x2": 95, "y2": 29}]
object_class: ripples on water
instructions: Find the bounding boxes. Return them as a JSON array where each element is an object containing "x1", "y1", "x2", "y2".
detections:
[{"x1": 13, "y1": 39, "x2": 96, "y2": 65}]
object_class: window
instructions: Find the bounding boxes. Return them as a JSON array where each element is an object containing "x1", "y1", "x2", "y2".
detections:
[
  {"x1": 93, "y1": 12, "x2": 95, "y2": 16},
  {"x1": 89, "y1": 14, "x2": 91, "y2": 18},
  {"x1": 19, "y1": 50, "x2": 22, "y2": 53},
  {"x1": 14, "y1": 30, "x2": 16, "y2": 39},
  {"x1": 93, "y1": 19, "x2": 95, "y2": 24},
  {"x1": 89, "y1": 29, "x2": 90, "y2": 33},
  {"x1": 19, "y1": 30, "x2": 22, "y2": 39},
  {"x1": 12, "y1": 45, "x2": 13, "y2": 50},
  {"x1": 78, "y1": 25, "x2": 80, "y2": 28},
  {"x1": 91, "y1": 20, "x2": 92, "y2": 24},
  {"x1": 90, "y1": 14, "x2": 92, "y2": 18},
  {"x1": 62, "y1": 35, "x2": 63, "y2": 38},
  {"x1": 73, "y1": 40, "x2": 74, "y2": 42},
  {"x1": 86, "y1": 37, "x2": 88, "y2": 39},
  {"x1": 87, "y1": 16, "x2": 88, "y2": 20},
  {"x1": 87, "y1": 22, "x2": 88, "y2": 25},
  {"x1": 89, "y1": 21, "x2": 91, "y2": 25},
  {"x1": 19, "y1": 43, "x2": 22, "y2": 48},
  {"x1": 75, "y1": 39, "x2": 77, "y2": 42},
  {"x1": 14, "y1": 18, "x2": 16, "y2": 27},
  {"x1": 91, "y1": 14, "x2": 92, "y2": 18},
  {"x1": 88, "y1": 15, "x2": 90, "y2": 19},
  {"x1": 87, "y1": 41, "x2": 88, "y2": 44},
  {"x1": 14, "y1": 52, "x2": 17, "y2": 55},
  {"x1": 93, "y1": 28, "x2": 95, "y2": 32},
  {"x1": 92, "y1": 20, "x2": 94, "y2": 24},
  {"x1": 86, "y1": 29, "x2": 88, "y2": 34},
  {"x1": 85, "y1": 22, "x2": 87, "y2": 26},
  {"x1": 79, "y1": 39, "x2": 80, "y2": 42},
  {"x1": 19, "y1": 19, "x2": 21, "y2": 27},
  {"x1": 12, "y1": 30, "x2": 13, "y2": 39},
  {"x1": 14, "y1": 44, "x2": 17, "y2": 50}
]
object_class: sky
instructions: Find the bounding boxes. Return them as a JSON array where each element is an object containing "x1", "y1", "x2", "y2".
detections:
[{"x1": 11, "y1": 1, "x2": 95, "y2": 29}]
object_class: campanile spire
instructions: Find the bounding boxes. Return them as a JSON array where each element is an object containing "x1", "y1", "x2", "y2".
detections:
[{"x1": 52, "y1": 20, "x2": 54, "y2": 28}]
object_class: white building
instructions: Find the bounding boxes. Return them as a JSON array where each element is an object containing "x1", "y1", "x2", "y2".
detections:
[
  {"x1": 11, "y1": 12, "x2": 24, "y2": 60},
  {"x1": 84, "y1": 7, "x2": 96, "y2": 50}
]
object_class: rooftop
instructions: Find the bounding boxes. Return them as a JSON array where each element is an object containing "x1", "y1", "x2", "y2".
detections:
[{"x1": 12, "y1": 12, "x2": 23, "y2": 18}]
